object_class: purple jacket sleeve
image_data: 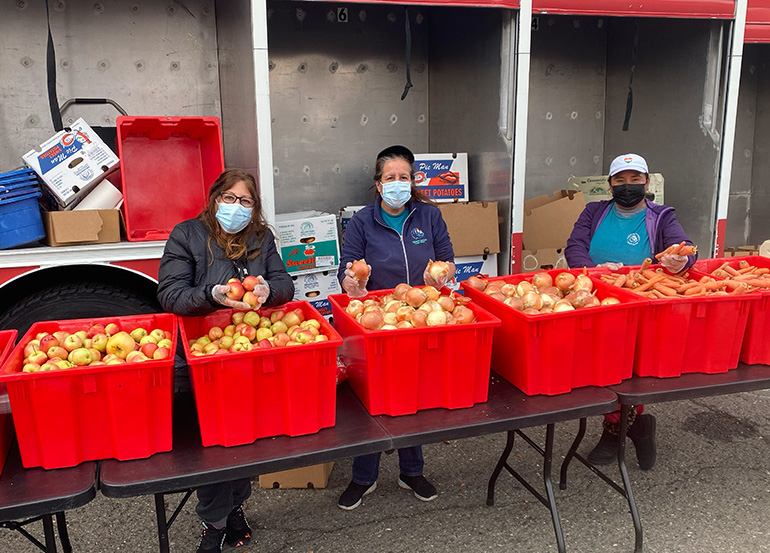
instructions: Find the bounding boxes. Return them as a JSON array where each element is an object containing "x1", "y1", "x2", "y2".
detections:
[{"x1": 564, "y1": 204, "x2": 602, "y2": 269}]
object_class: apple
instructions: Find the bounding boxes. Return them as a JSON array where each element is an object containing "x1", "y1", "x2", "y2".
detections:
[
  {"x1": 157, "y1": 338, "x2": 173, "y2": 349},
  {"x1": 40, "y1": 362, "x2": 59, "y2": 372},
  {"x1": 270, "y1": 321, "x2": 288, "y2": 335},
  {"x1": 242, "y1": 275, "x2": 259, "y2": 291},
  {"x1": 243, "y1": 311, "x2": 261, "y2": 327},
  {"x1": 140, "y1": 342, "x2": 159, "y2": 358},
  {"x1": 314, "y1": 335, "x2": 329, "y2": 342},
  {"x1": 39, "y1": 335, "x2": 59, "y2": 353},
  {"x1": 88, "y1": 348, "x2": 102, "y2": 362},
  {"x1": 63, "y1": 334, "x2": 83, "y2": 352},
  {"x1": 304, "y1": 325, "x2": 320, "y2": 336},
  {"x1": 140, "y1": 334, "x2": 159, "y2": 345},
  {"x1": 55, "y1": 359, "x2": 74, "y2": 370},
  {"x1": 226, "y1": 278, "x2": 246, "y2": 301},
  {"x1": 47, "y1": 346, "x2": 69, "y2": 360},
  {"x1": 203, "y1": 342, "x2": 220, "y2": 355},
  {"x1": 302, "y1": 319, "x2": 321, "y2": 330},
  {"x1": 231, "y1": 312, "x2": 246, "y2": 325},
  {"x1": 213, "y1": 348, "x2": 229, "y2": 356},
  {"x1": 106, "y1": 331, "x2": 137, "y2": 359},
  {"x1": 74, "y1": 330, "x2": 88, "y2": 342},
  {"x1": 240, "y1": 325, "x2": 257, "y2": 342},
  {"x1": 242, "y1": 291, "x2": 259, "y2": 308},
  {"x1": 27, "y1": 351, "x2": 49, "y2": 365},
  {"x1": 255, "y1": 327, "x2": 273, "y2": 341},
  {"x1": 126, "y1": 350, "x2": 148, "y2": 363},
  {"x1": 208, "y1": 326, "x2": 224, "y2": 341},
  {"x1": 102, "y1": 353, "x2": 120, "y2": 363},
  {"x1": 149, "y1": 328, "x2": 166, "y2": 342},
  {"x1": 190, "y1": 342, "x2": 205, "y2": 353},
  {"x1": 164, "y1": 330, "x2": 172, "y2": 340},
  {"x1": 91, "y1": 334, "x2": 109, "y2": 352},
  {"x1": 258, "y1": 317, "x2": 272, "y2": 329},
  {"x1": 219, "y1": 336, "x2": 234, "y2": 349},
  {"x1": 35, "y1": 332, "x2": 49, "y2": 341},
  {"x1": 223, "y1": 325, "x2": 236, "y2": 337},
  {"x1": 270, "y1": 309, "x2": 285, "y2": 323},
  {"x1": 23, "y1": 341, "x2": 41, "y2": 358},
  {"x1": 272, "y1": 332, "x2": 290, "y2": 347},
  {"x1": 83, "y1": 338, "x2": 93, "y2": 348},
  {"x1": 106, "y1": 358, "x2": 127, "y2": 365},
  {"x1": 87, "y1": 324, "x2": 106, "y2": 338},
  {"x1": 68, "y1": 348, "x2": 93, "y2": 366},
  {"x1": 104, "y1": 322, "x2": 120, "y2": 336},
  {"x1": 22, "y1": 362, "x2": 41, "y2": 373},
  {"x1": 283, "y1": 310, "x2": 303, "y2": 328},
  {"x1": 256, "y1": 338, "x2": 272, "y2": 348},
  {"x1": 294, "y1": 329, "x2": 315, "y2": 344},
  {"x1": 53, "y1": 330, "x2": 70, "y2": 343},
  {"x1": 130, "y1": 328, "x2": 148, "y2": 342},
  {"x1": 153, "y1": 346, "x2": 171, "y2": 360},
  {"x1": 89, "y1": 361, "x2": 106, "y2": 366},
  {"x1": 196, "y1": 336, "x2": 212, "y2": 347}
]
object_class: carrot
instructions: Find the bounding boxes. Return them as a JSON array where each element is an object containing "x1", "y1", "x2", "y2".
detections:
[
  {"x1": 729, "y1": 283, "x2": 750, "y2": 295},
  {"x1": 702, "y1": 280, "x2": 728, "y2": 291},
  {"x1": 653, "y1": 282, "x2": 678, "y2": 297},
  {"x1": 745, "y1": 279, "x2": 770, "y2": 289},
  {"x1": 738, "y1": 260, "x2": 749, "y2": 269},
  {"x1": 684, "y1": 285, "x2": 705, "y2": 296},
  {"x1": 756, "y1": 268, "x2": 769, "y2": 275},
  {"x1": 678, "y1": 245, "x2": 697, "y2": 256},
  {"x1": 633, "y1": 274, "x2": 664, "y2": 293},
  {"x1": 724, "y1": 265, "x2": 741, "y2": 277},
  {"x1": 634, "y1": 258, "x2": 652, "y2": 280},
  {"x1": 670, "y1": 241, "x2": 686, "y2": 255},
  {"x1": 676, "y1": 281, "x2": 702, "y2": 293},
  {"x1": 737, "y1": 266, "x2": 755, "y2": 274},
  {"x1": 614, "y1": 274, "x2": 627, "y2": 288}
]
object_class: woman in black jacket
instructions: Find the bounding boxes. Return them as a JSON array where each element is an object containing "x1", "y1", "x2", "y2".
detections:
[{"x1": 157, "y1": 169, "x2": 294, "y2": 553}]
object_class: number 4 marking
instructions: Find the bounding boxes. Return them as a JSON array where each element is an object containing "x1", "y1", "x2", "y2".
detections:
[{"x1": 337, "y1": 7, "x2": 348, "y2": 22}]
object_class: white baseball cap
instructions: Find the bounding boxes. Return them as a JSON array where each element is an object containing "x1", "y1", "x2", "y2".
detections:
[{"x1": 609, "y1": 153, "x2": 649, "y2": 177}]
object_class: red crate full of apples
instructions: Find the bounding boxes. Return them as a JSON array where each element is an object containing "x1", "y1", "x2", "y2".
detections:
[
  {"x1": 179, "y1": 301, "x2": 343, "y2": 447},
  {"x1": 0, "y1": 314, "x2": 177, "y2": 469}
]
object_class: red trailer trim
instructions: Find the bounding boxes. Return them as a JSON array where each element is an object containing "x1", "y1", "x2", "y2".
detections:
[
  {"x1": 532, "y1": 0, "x2": 735, "y2": 19},
  {"x1": 746, "y1": 2, "x2": 770, "y2": 41},
  {"x1": 321, "y1": 0, "x2": 521, "y2": 7}
]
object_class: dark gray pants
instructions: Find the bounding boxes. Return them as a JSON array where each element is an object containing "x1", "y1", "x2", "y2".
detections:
[{"x1": 195, "y1": 478, "x2": 252, "y2": 528}]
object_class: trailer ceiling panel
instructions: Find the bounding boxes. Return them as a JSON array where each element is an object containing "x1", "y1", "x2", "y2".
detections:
[{"x1": 532, "y1": 1, "x2": 735, "y2": 19}]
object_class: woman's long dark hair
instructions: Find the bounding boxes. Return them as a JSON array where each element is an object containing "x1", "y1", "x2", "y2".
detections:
[
  {"x1": 198, "y1": 169, "x2": 268, "y2": 260},
  {"x1": 373, "y1": 152, "x2": 433, "y2": 204}
]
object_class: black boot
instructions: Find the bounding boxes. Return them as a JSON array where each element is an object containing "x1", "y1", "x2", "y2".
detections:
[
  {"x1": 629, "y1": 414, "x2": 657, "y2": 470},
  {"x1": 587, "y1": 428, "x2": 620, "y2": 465}
]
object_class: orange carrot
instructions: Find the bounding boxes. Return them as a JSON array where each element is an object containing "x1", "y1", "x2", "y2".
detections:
[
  {"x1": 633, "y1": 274, "x2": 664, "y2": 293},
  {"x1": 678, "y1": 245, "x2": 697, "y2": 256},
  {"x1": 653, "y1": 282, "x2": 678, "y2": 296},
  {"x1": 684, "y1": 286, "x2": 705, "y2": 296},
  {"x1": 614, "y1": 274, "x2": 627, "y2": 288},
  {"x1": 724, "y1": 265, "x2": 741, "y2": 277}
]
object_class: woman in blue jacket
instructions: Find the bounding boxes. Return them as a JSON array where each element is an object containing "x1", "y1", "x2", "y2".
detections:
[{"x1": 336, "y1": 145, "x2": 455, "y2": 510}]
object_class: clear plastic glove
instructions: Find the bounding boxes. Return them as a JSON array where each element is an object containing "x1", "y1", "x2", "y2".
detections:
[
  {"x1": 597, "y1": 261, "x2": 624, "y2": 271},
  {"x1": 342, "y1": 261, "x2": 370, "y2": 298},
  {"x1": 211, "y1": 284, "x2": 251, "y2": 310},
  {"x1": 423, "y1": 261, "x2": 449, "y2": 289},
  {"x1": 253, "y1": 275, "x2": 270, "y2": 306},
  {"x1": 661, "y1": 253, "x2": 688, "y2": 274}
]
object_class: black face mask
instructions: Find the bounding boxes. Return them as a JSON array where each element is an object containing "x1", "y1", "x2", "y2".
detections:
[{"x1": 611, "y1": 182, "x2": 647, "y2": 208}]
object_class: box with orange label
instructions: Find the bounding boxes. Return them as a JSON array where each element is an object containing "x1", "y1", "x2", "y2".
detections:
[{"x1": 276, "y1": 211, "x2": 340, "y2": 275}]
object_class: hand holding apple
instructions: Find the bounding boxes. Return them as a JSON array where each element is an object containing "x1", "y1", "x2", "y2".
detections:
[{"x1": 212, "y1": 284, "x2": 251, "y2": 311}]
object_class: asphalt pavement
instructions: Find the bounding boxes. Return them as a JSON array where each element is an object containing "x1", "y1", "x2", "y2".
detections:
[{"x1": 3, "y1": 388, "x2": 770, "y2": 553}]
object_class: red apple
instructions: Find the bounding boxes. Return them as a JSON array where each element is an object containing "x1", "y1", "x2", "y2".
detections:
[
  {"x1": 63, "y1": 334, "x2": 83, "y2": 352},
  {"x1": 22, "y1": 362, "x2": 41, "y2": 373},
  {"x1": 242, "y1": 275, "x2": 259, "y2": 291},
  {"x1": 270, "y1": 309, "x2": 285, "y2": 323},
  {"x1": 231, "y1": 312, "x2": 246, "y2": 325},
  {"x1": 153, "y1": 346, "x2": 171, "y2": 359},
  {"x1": 126, "y1": 351, "x2": 148, "y2": 363},
  {"x1": 140, "y1": 342, "x2": 159, "y2": 358},
  {"x1": 149, "y1": 329, "x2": 166, "y2": 342},
  {"x1": 47, "y1": 346, "x2": 69, "y2": 360},
  {"x1": 88, "y1": 348, "x2": 102, "y2": 362},
  {"x1": 256, "y1": 338, "x2": 272, "y2": 348},
  {"x1": 27, "y1": 351, "x2": 49, "y2": 365},
  {"x1": 226, "y1": 278, "x2": 246, "y2": 301},
  {"x1": 53, "y1": 331, "x2": 70, "y2": 343},
  {"x1": 240, "y1": 325, "x2": 257, "y2": 342},
  {"x1": 87, "y1": 324, "x2": 106, "y2": 338},
  {"x1": 91, "y1": 333, "x2": 109, "y2": 352},
  {"x1": 39, "y1": 335, "x2": 59, "y2": 353},
  {"x1": 242, "y1": 291, "x2": 259, "y2": 308},
  {"x1": 104, "y1": 323, "x2": 121, "y2": 336},
  {"x1": 208, "y1": 326, "x2": 224, "y2": 340}
]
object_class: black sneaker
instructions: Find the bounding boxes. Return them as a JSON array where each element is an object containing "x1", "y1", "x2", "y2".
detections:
[
  {"x1": 629, "y1": 414, "x2": 657, "y2": 470},
  {"x1": 338, "y1": 480, "x2": 377, "y2": 510},
  {"x1": 587, "y1": 428, "x2": 620, "y2": 465},
  {"x1": 398, "y1": 474, "x2": 437, "y2": 501},
  {"x1": 197, "y1": 522, "x2": 226, "y2": 553},
  {"x1": 225, "y1": 504, "x2": 252, "y2": 547}
]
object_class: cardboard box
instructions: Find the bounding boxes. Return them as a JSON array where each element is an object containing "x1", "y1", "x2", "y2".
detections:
[
  {"x1": 23, "y1": 118, "x2": 120, "y2": 209},
  {"x1": 338, "y1": 205, "x2": 366, "y2": 245},
  {"x1": 275, "y1": 211, "x2": 340, "y2": 274},
  {"x1": 522, "y1": 191, "x2": 585, "y2": 252},
  {"x1": 414, "y1": 153, "x2": 468, "y2": 202},
  {"x1": 447, "y1": 254, "x2": 498, "y2": 292},
  {"x1": 438, "y1": 201, "x2": 500, "y2": 257},
  {"x1": 258, "y1": 462, "x2": 334, "y2": 489},
  {"x1": 41, "y1": 209, "x2": 122, "y2": 246},
  {"x1": 724, "y1": 245, "x2": 760, "y2": 257},
  {"x1": 291, "y1": 268, "x2": 342, "y2": 320},
  {"x1": 567, "y1": 173, "x2": 665, "y2": 204},
  {"x1": 521, "y1": 248, "x2": 569, "y2": 272}
]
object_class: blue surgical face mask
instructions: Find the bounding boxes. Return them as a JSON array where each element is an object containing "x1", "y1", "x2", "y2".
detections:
[
  {"x1": 381, "y1": 180, "x2": 412, "y2": 209},
  {"x1": 215, "y1": 202, "x2": 252, "y2": 233}
]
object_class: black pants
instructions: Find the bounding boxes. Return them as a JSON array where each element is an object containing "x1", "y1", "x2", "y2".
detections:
[{"x1": 196, "y1": 478, "x2": 252, "y2": 527}]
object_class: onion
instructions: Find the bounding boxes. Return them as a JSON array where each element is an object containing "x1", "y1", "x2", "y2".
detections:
[
  {"x1": 393, "y1": 283, "x2": 411, "y2": 301},
  {"x1": 406, "y1": 287, "x2": 428, "y2": 308},
  {"x1": 522, "y1": 308, "x2": 541, "y2": 315},
  {"x1": 383, "y1": 299, "x2": 402, "y2": 313},
  {"x1": 363, "y1": 299, "x2": 379, "y2": 308},
  {"x1": 396, "y1": 320, "x2": 413, "y2": 329},
  {"x1": 503, "y1": 296, "x2": 524, "y2": 311},
  {"x1": 381, "y1": 324, "x2": 398, "y2": 330},
  {"x1": 553, "y1": 300, "x2": 575, "y2": 312},
  {"x1": 484, "y1": 284, "x2": 503, "y2": 296},
  {"x1": 359, "y1": 310, "x2": 384, "y2": 330},
  {"x1": 539, "y1": 292, "x2": 556, "y2": 310},
  {"x1": 426, "y1": 310, "x2": 448, "y2": 326},
  {"x1": 554, "y1": 272, "x2": 576, "y2": 292},
  {"x1": 437, "y1": 296, "x2": 456, "y2": 312},
  {"x1": 452, "y1": 305, "x2": 476, "y2": 324},
  {"x1": 422, "y1": 285, "x2": 440, "y2": 302},
  {"x1": 521, "y1": 291, "x2": 543, "y2": 310},
  {"x1": 350, "y1": 259, "x2": 371, "y2": 280},
  {"x1": 424, "y1": 300, "x2": 442, "y2": 312},
  {"x1": 346, "y1": 299, "x2": 364, "y2": 318},
  {"x1": 573, "y1": 274, "x2": 594, "y2": 293},
  {"x1": 600, "y1": 297, "x2": 621, "y2": 306},
  {"x1": 489, "y1": 291, "x2": 506, "y2": 303},
  {"x1": 500, "y1": 283, "x2": 518, "y2": 297},
  {"x1": 410, "y1": 310, "x2": 428, "y2": 327},
  {"x1": 539, "y1": 285, "x2": 562, "y2": 299},
  {"x1": 379, "y1": 293, "x2": 396, "y2": 304},
  {"x1": 465, "y1": 275, "x2": 487, "y2": 292},
  {"x1": 531, "y1": 272, "x2": 554, "y2": 290},
  {"x1": 418, "y1": 302, "x2": 434, "y2": 313},
  {"x1": 428, "y1": 260, "x2": 450, "y2": 281},
  {"x1": 396, "y1": 305, "x2": 415, "y2": 322},
  {"x1": 570, "y1": 289, "x2": 594, "y2": 309},
  {"x1": 516, "y1": 281, "x2": 536, "y2": 297},
  {"x1": 539, "y1": 305, "x2": 554, "y2": 314},
  {"x1": 383, "y1": 312, "x2": 398, "y2": 326}
]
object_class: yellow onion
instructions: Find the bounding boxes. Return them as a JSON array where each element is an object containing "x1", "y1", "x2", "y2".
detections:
[
  {"x1": 465, "y1": 275, "x2": 487, "y2": 292},
  {"x1": 422, "y1": 285, "x2": 440, "y2": 302},
  {"x1": 406, "y1": 287, "x2": 428, "y2": 308},
  {"x1": 570, "y1": 289, "x2": 594, "y2": 309},
  {"x1": 383, "y1": 312, "x2": 398, "y2": 326},
  {"x1": 383, "y1": 299, "x2": 402, "y2": 313},
  {"x1": 531, "y1": 272, "x2": 554, "y2": 290},
  {"x1": 396, "y1": 305, "x2": 415, "y2": 322},
  {"x1": 452, "y1": 305, "x2": 476, "y2": 324},
  {"x1": 504, "y1": 296, "x2": 524, "y2": 311},
  {"x1": 488, "y1": 291, "x2": 506, "y2": 302},
  {"x1": 396, "y1": 320, "x2": 413, "y2": 329},
  {"x1": 346, "y1": 299, "x2": 364, "y2": 318},
  {"x1": 516, "y1": 281, "x2": 536, "y2": 297},
  {"x1": 553, "y1": 300, "x2": 575, "y2": 312},
  {"x1": 554, "y1": 272, "x2": 576, "y2": 292},
  {"x1": 522, "y1": 308, "x2": 541, "y2": 315},
  {"x1": 539, "y1": 292, "x2": 556, "y2": 310},
  {"x1": 360, "y1": 310, "x2": 384, "y2": 330},
  {"x1": 600, "y1": 297, "x2": 621, "y2": 306},
  {"x1": 484, "y1": 284, "x2": 503, "y2": 296},
  {"x1": 437, "y1": 296, "x2": 456, "y2": 312},
  {"x1": 393, "y1": 283, "x2": 411, "y2": 302},
  {"x1": 427, "y1": 260, "x2": 450, "y2": 281},
  {"x1": 381, "y1": 324, "x2": 398, "y2": 330},
  {"x1": 410, "y1": 310, "x2": 428, "y2": 327},
  {"x1": 573, "y1": 274, "x2": 594, "y2": 293},
  {"x1": 426, "y1": 310, "x2": 448, "y2": 326},
  {"x1": 521, "y1": 291, "x2": 544, "y2": 310},
  {"x1": 539, "y1": 285, "x2": 562, "y2": 299},
  {"x1": 500, "y1": 283, "x2": 518, "y2": 297}
]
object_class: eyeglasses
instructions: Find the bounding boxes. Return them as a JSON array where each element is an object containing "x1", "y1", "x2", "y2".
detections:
[{"x1": 219, "y1": 192, "x2": 255, "y2": 208}]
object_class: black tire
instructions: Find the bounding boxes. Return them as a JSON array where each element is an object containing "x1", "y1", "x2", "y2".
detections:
[{"x1": 0, "y1": 281, "x2": 162, "y2": 339}]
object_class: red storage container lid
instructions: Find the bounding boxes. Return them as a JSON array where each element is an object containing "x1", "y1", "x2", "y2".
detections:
[{"x1": 116, "y1": 116, "x2": 224, "y2": 242}]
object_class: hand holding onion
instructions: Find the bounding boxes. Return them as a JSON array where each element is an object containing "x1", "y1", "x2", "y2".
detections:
[
  {"x1": 423, "y1": 260, "x2": 454, "y2": 289},
  {"x1": 342, "y1": 259, "x2": 371, "y2": 298}
]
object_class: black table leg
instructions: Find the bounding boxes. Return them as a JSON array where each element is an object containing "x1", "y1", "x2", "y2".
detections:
[
  {"x1": 42, "y1": 514, "x2": 58, "y2": 553},
  {"x1": 154, "y1": 493, "x2": 170, "y2": 553},
  {"x1": 55, "y1": 512, "x2": 72, "y2": 553},
  {"x1": 543, "y1": 423, "x2": 566, "y2": 553},
  {"x1": 559, "y1": 417, "x2": 587, "y2": 490},
  {"x1": 486, "y1": 430, "x2": 515, "y2": 506},
  {"x1": 617, "y1": 405, "x2": 643, "y2": 553}
]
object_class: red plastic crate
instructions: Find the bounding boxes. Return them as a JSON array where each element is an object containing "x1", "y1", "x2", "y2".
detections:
[
  {"x1": 0, "y1": 314, "x2": 177, "y2": 469},
  {"x1": 179, "y1": 301, "x2": 343, "y2": 447},
  {"x1": 0, "y1": 329, "x2": 18, "y2": 476},
  {"x1": 461, "y1": 269, "x2": 646, "y2": 396},
  {"x1": 328, "y1": 289, "x2": 501, "y2": 416},
  {"x1": 590, "y1": 264, "x2": 760, "y2": 376},
  {"x1": 116, "y1": 116, "x2": 224, "y2": 242},
  {"x1": 692, "y1": 255, "x2": 770, "y2": 364}
]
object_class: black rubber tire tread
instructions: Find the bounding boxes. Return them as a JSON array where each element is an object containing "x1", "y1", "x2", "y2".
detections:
[{"x1": 0, "y1": 281, "x2": 162, "y2": 338}]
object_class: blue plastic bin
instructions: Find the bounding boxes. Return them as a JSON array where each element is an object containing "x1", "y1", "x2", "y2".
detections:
[{"x1": 0, "y1": 191, "x2": 45, "y2": 249}]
